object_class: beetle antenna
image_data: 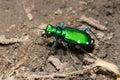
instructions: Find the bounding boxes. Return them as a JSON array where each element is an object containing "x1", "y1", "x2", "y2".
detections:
[
  {"x1": 30, "y1": 27, "x2": 45, "y2": 31},
  {"x1": 87, "y1": 27, "x2": 100, "y2": 41},
  {"x1": 61, "y1": 22, "x2": 65, "y2": 29}
]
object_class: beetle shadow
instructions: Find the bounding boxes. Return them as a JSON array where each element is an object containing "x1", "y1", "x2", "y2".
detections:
[
  {"x1": 47, "y1": 43, "x2": 95, "y2": 62},
  {"x1": 69, "y1": 44, "x2": 95, "y2": 53},
  {"x1": 68, "y1": 45, "x2": 95, "y2": 61}
]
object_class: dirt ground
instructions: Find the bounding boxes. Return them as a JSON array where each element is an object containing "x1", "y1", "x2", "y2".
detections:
[{"x1": 0, "y1": 0, "x2": 120, "y2": 80}]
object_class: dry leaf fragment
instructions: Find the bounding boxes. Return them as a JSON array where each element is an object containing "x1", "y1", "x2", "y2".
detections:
[{"x1": 94, "y1": 59, "x2": 120, "y2": 78}]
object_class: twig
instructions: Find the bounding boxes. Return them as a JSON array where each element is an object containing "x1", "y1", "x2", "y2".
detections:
[
  {"x1": 15, "y1": 53, "x2": 29, "y2": 69},
  {"x1": 0, "y1": 35, "x2": 29, "y2": 44},
  {"x1": 1, "y1": 44, "x2": 31, "y2": 79},
  {"x1": 16, "y1": 67, "x2": 94, "y2": 79},
  {"x1": 80, "y1": 15, "x2": 107, "y2": 31}
]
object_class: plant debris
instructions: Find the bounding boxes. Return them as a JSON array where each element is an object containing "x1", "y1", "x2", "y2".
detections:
[
  {"x1": 48, "y1": 56, "x2": 63, "y2": 71},
  {"x1": 93, "y1": 59, "x2": 120, "y2": 79},
  {"x1": 0, "y1": 35, "x2": 30, "y2": 44},
  {"x1": 80, "y1": 15, "x2": 107, "y2": 31},
  {"x1": 22, "y1": 0, "x2": 34, "y2": 20}
]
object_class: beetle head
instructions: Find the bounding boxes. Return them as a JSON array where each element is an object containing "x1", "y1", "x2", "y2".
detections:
[{"x1": 41, "y1": 24, "x2": 56, "y2": 37}]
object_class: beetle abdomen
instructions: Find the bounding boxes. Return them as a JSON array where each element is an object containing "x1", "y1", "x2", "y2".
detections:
[{"x1": 64, "y1": 27, "x2": 92, "y2": 45}]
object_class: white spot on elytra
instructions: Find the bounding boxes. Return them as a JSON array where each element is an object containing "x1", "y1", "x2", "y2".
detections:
[
  {"x1": 77, "y1": 40, "x2": 80, "y2": 43},
  {"x1": 86, "y1": 42, "x2": 89, "y2": 44}
]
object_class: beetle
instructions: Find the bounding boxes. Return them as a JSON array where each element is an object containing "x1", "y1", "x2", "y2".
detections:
[
  {"x1": 41, "y1": 22, "x2": 94, "y2": 50},
  {"x1": 36, "y1": 22, "x2": 95, "y2": 70}
]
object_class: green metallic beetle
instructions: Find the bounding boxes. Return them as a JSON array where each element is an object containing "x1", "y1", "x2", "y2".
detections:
[{"x1": 41, "y1": 23, "x2": 94, "y2": 50}]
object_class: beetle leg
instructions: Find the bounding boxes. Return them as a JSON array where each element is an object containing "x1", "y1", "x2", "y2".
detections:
[
  {"x1": 82, "y1": 27, "x2": 88, "y2": 32},
  {"x1": 40, "y1": 38, "x2": 58, "y2": 71},
  {"x1": 62, "y1": 41, "x2": 78, "y2": 70},
  {"x1": 67, "y1": 47, "x2": 78, "y2": 70},
  {"x1": 56, "y1": 23, "x2": 60, "y2": 27},
  {"x1": 51, "y1": 41, "x2": 58, "y2": 50},
  {"x1": 51, "y1": 36, "x2": 58, "y2": 50},
  {"x1": 62, "y1": 41, "x2": 68, "y2": 48},
  {"x1": 40, "y1": 50, "x2": 54, "y2": 71},
  {"x1": 61, "y1": 22, "x2": 65, "y2": 29}
]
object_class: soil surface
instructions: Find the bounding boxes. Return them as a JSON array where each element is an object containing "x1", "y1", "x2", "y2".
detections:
[{"x1": 0, "y1": 0, "x2": 120, "y2": 80}]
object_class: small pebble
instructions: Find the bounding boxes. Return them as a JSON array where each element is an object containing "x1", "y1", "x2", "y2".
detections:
[
  {"x1": 90, "y1": 71, "x2": 97, "y2": 80},
  {"x1": 67, "y1": 7, "x2": 73, "y2": 12},
  {"x1": 106, "y1": 32, "x2": 113, "y2": 40},
  {"x1": 6, "y1": 24, "x2": 16, "y2": 32},
  {"x1": 48, "y1": 55, "x2": 63, "y2": 71},
  {"x1": 97, "y1": 32, "x2": 104, "y2": 39},
  {"x1": 27, "y1": 13, "x2": 33, "y2": 21},
  {"x1": 54, "y1": 8, "x2": 62, "y2": 15},
  {"x1": 38, "y1": 23, "x2": 47, "y2": 29}
]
